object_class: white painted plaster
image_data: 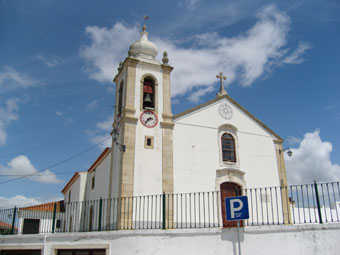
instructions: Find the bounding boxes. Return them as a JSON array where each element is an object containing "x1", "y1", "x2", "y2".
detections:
[
  {"x1": 133, "y1": 62, "x2": 164, "y2": 196},
  {"x1": 173, "y1": 97, "x2": 280, "y2": 194},
  {"x1": 1, "y1": 224, "x2": 339, "y2": 255}
]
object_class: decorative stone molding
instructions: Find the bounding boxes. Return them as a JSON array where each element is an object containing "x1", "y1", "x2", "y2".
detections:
[
  {"x1": 217, "y1": 124, "x2": 240, "y2": 168},
  {"x1": 215, "y1": 168, "x2": 246, "y2": 191}
]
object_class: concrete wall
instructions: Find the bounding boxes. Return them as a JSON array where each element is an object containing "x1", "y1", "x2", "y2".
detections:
[{"x1": 0, "y1": 224, "x2": 339, "y2": 255}]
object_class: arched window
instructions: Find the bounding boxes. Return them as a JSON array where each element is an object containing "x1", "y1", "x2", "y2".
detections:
[
  {"x1": 143, "y1": 77, "x2": 155, "y2": 109},
  {"x1": 117, "y1": 81, "x2": 124, "y2": 115},
  {"x1": 221, "y1": 133, "x2": 236, "y2": 162}
]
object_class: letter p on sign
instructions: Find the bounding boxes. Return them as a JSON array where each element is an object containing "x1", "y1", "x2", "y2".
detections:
[
  {"x1": 230, "y1": 199, "x2": 243, "y2": 218},
  {"x1": 225, "y1": 196, "x2": 249, "y2": 221}
]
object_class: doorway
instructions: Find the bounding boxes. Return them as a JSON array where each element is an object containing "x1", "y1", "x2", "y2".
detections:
[{"x1": 220, "y1": 182, "x2": 243, "y2": 228}]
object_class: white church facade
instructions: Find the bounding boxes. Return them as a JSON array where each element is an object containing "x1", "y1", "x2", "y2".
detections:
[
  {"x1": 3, "y1": 24, "x2": 340, "y2": 255},
  {"x1": 60, "y1": 24, "x2": 290, "y2": 229}
]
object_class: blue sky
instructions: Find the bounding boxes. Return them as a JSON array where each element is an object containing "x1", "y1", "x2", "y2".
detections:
[{"x1": 0, "y1": 0, "x2": 339, "y2": 208}]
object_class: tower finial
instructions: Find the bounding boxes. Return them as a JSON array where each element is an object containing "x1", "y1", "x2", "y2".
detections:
[
  {"x1": 216, "y1": 72, "x2": 227, "y2": 96},
  {"x1": 143, "y1": 16, "x2": 149, "y2": 32}
]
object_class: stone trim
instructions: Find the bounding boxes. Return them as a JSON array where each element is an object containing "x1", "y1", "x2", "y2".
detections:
[
  {"x1": 274, "y1": 141, "x2": 292, "y2": 224},
  {"x1": 144, "y1": 136, "x2": 154, "y2": 149},
  {"x1": 162, "y1": 65, "x2": 173, "y2": 117},
  {"x1": 215, "y1": 168, "x2": 246, "y2": 191},
  {"x1": 116, "y1": 121, "x2": 137, "y2": 229}
]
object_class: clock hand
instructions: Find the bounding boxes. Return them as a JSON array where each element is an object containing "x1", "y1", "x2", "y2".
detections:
[{"x1": 145, "y1": 117, "x2": 153, "y2": 123}]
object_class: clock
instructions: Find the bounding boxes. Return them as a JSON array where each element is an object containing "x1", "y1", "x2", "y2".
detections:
[
  {"x1": 218, "y1": 102, "x2": 233, "y2": 120},
  {"x1": 140, "y1": 110, "x2": 158, "y2": 128}
]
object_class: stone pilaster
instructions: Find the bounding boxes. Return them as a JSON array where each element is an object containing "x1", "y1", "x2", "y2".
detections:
[
  {"x1": 116, "y1": 57, "x2": 139, "y2": 229},
  {"x1": 161, "y1": 64, "x2": 174, "y2": 227},
  {"x1": 274, "y1": 140, "x2": 292, "y2": 224},
  {"x1": 124, "y1": 58, "x2": 138, "y2": 111}
]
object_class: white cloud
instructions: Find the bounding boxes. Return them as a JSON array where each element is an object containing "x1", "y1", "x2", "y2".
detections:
[
  {"x1": 188, "y1": 86, "x2": 215, "y2": 103},
  {"x1": 178, "y1": 0, "x2": 201, "y2": 10},
  {"x1": 79, "y1": 23, "x2": 139, "y2": 82},
  {"x1": 287, "y1": 135, "x2": 302, "y2": 146},
  {"x1": 0, "y1": 195, "x2": 42, "y2": 209},
  {"x1": 323, "y1": 104, "x2": 337, "y2": 111},
  {"x1": 87, "y1": 116, "x2": 112, "y2": 149},
  {"x1": 32, "y1": 54, "x2": 62, "y2": 68},
  {"x1": 0, "y1": 98, "x2": 20, "y2": 146},
  {"x1": 0, "y1": 66, "x2": 35, "y2": 93},
  {"x1": 0, "y1": 155, "x2": 62, "y2": 184},
  {"x1": 80, "y1": 5, "x2": 309, "y2": 102},
  {"x1": 56, "y1": 110, "x2": 74, "y2": 123},
  {"x1": 90, "y1": 134, "x2": 111, "y2": 149},
  {"x1": 285, "y1": 130, "x2": 340, "y2": 185},
  {"x1": 86, "y1": 100, "x2": 99, "y2": 110},
  {"x1": 0, "y1": 195, "x2": 63, "y2": 209},
  {"x1": 283, "y1": 41, "x2": 311, "y2": 64},
  {"x1": 96, "y1": 116, "x2": 112, "y2": 131}
]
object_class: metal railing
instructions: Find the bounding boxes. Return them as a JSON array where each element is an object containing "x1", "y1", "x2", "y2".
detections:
[{"x1": 1, "y1": 181, "x2": 340, "y2": 235}]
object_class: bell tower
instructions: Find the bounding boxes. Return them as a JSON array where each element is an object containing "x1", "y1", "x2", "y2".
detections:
[{"x1": 111, "y1": 24, "x2": 174, "y2": 200}]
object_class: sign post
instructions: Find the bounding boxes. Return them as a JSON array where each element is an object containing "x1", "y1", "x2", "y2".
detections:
[{"x1": 225, "y1": 196, "x2": 249, "y2": 255}]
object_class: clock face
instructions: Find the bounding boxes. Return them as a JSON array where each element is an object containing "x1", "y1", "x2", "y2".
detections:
[
  {"x1": 218, "y1": 102, "x2": 233, "y2": 120},
  {"x1": 140, "y1": 110, "x2": 158, "y2": 128}
]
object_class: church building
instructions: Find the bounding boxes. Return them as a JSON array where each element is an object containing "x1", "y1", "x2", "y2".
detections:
[{"x1": 61, "y1": 24, "x2": 289, "y2": 228}]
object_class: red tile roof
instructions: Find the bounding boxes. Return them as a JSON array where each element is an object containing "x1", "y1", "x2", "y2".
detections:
[
  {"x1": 0, "y1": 221, "x2": 17, "y2": 230},
  {"x1": 61, "y1": 171, "x2": 80, "y2": 194},
  {"x1": 21, "y1": 200, "x2": 65, "y2": 212},
  {"x1": 88, "y1": 147, "x2": 111, "y2": 173}
]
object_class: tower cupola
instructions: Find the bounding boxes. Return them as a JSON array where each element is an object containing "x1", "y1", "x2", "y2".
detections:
[{"x1": 130, "y1": 25, "x2": 158, "y2": 60}]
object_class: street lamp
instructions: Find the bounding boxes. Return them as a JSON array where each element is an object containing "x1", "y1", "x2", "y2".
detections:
[
  {"x1": 111, "y1": 128, "x2": 126, "y2": 152},
  {"x1": 280, "y1": 147, "x2": 293, "y2": 157}
]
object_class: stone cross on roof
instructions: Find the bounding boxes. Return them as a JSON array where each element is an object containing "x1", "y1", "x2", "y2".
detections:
[{"x1": 216, "y1": 72, "x2": 227, "y2": 96}]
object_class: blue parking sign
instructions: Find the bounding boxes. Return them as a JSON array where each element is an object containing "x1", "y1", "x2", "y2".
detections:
[{"x1": 225, "y1": 196, "x2": 249, "y2": 221}]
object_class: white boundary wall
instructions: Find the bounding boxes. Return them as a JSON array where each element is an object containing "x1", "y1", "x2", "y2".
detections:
[{"x1": 1, "y1": 224, "x2": 339, "y2": 255}]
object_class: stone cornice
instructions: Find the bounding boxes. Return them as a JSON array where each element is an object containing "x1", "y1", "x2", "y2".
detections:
[
  {"x1": 113, "y1": 57, "x2": 139, "y2": 84},
  {"x1": 121, "y1": 116, "x2": 138, "y2": 125},
  {"x1": 274, "y1": 140, "x2": 283, "y2": 145},
  {"x1": 160, "y1": 121, "x2": 175, "y2": 129},
  {"x1": 161, "y1": 64, "x2": 174, "y2": 73}
]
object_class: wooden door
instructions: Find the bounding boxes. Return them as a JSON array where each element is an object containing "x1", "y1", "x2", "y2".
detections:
[{"x1": 220, "y1": 182, "x2": 243, "y2": 228}]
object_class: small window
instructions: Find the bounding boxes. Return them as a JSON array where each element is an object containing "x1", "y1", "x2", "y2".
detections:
[
  {"x1": 91, "y1": 175, "x2": 95, "y2": 190},
  {"x1": 144, "y1": 136, "x2": 154, "y2": 149},
  {"x1": 68, "y1": 190, "x2": 71, "y2": 202},
  {"x1": 221, "y1": 133, "x2": 236, "y2": 162},
  {"x1": 56, "y1": 219, "x2": 61, "y2": 228},
  {"x1": 143, "y1": 77, "x2": 155, "y2": 109}
]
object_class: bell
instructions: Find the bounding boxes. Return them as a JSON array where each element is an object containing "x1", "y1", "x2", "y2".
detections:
[{"x1": 143, "y1": 93, "x2": 153, "y2": 107}]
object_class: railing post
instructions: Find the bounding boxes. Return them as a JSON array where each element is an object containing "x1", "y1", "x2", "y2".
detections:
[
  {"x1": 314, "y1": 180, "x2": 323, "y2": 224},
  {"x1": 162, "y1": 193, "x2": 166, "y2": 229},
  {"x1": 52, "y1": 203, "x2": 57, "y2": 233},
  {"x1": 98, "y1": 198, "x2": 103, "y2": 231},
  {"x1": 10, "y1": 207, "x2": 17, "y2": 235}
]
